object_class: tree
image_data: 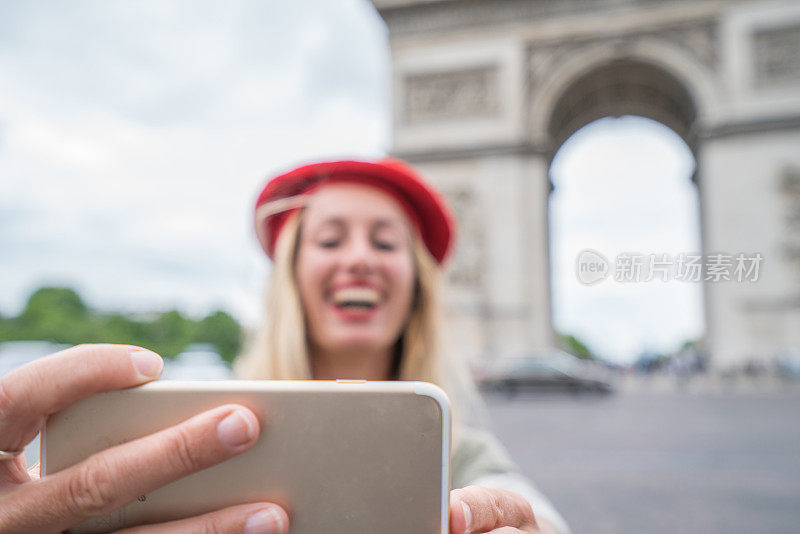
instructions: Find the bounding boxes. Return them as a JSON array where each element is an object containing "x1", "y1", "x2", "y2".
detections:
[
  {"x1": 557, "y1": 333, "x2": 595, "y2": 360},
  {"x1": 21, "y1": 287, "x2": 88, "y2": 320},
  {"x1": 144, "y1": 311, "x2": 195, "y2": 358},
  {"x1": 194, "y1": 311, "x2": 242, "y2": 363},
  {"x1": 0, "y1": 286, "x2": 243, "y2": 361},
  {"x1": 16, "y1": 287, "x2": 91, "y2": 344}
]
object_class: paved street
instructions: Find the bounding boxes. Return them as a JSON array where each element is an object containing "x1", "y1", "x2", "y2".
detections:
[{"x1": 483, "y1": 386, "x2": 800, "y2": 534}]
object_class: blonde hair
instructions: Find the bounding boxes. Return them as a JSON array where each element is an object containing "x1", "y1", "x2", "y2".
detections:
[{"x1": 235, "y1": 208, "x2": 483, "y2": 428}]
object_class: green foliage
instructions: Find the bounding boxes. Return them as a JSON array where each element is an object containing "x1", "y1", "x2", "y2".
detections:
[
  {"x1": 556, "y1": 332, "x2": 595, "y2": 360},
  {"x1": 13, "y1": 287, "x2": 91, "y2": 344},
  {"x1": 0, "y1": 286, "x2": 242, "y2": 361},
  {"x1": 144, "y1": 311, "x2": 195, "y2": 358},
  {"x1": 194, "y1": 311, "x2": 242, "y2": 363},
  {"x1": 680, "y1": 338, "x2": 700, "y2": 352},
  {"x1": 23, "y1": 287, "x2": 88, "y2": 320}
]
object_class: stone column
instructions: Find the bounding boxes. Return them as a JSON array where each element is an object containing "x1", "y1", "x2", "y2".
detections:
[
  {"x1": 700, "y1": 130, "x2": 800, "y2": 367},
  {"x1": 411, "y1": 154, "x2": 553, "y2": 363}
]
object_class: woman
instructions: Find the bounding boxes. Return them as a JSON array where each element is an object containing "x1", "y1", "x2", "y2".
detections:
[
  {"x1": 0, "y1": 158, "x2": 569, "y2": 534},
  {"x1": 236, "y1": 158, "x2": 570, "y2": 534}
]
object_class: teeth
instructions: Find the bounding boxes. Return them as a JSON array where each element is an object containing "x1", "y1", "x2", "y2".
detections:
[{"x1": 332, "y1": 287, "x2": 381, "y2": 306}]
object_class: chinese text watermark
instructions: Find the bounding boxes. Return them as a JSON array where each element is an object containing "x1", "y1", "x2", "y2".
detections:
[{"x1": 575, "y1": 249, "x2": 763, "y2": 285}]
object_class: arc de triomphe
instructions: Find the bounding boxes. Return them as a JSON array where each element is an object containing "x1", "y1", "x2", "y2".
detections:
[{"x1": 371, "y1": 0, "x2": 800, "y2": 369}]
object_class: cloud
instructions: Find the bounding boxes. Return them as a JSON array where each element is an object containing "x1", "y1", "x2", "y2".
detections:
[
  {"x1": 550, "y1": 116, "x2": 704, "y2": 362},
  {"x1": 0, "y1": 0, "x2": 390, "y2": 325}
]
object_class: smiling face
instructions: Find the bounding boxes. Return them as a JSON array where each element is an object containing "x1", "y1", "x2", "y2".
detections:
[{"x1": 295, "y1": 182, "x2": 417, "y2": 357}]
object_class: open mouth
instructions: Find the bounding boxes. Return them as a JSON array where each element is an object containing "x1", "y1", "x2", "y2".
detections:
[{"x1": 331, "y1": 287, "x2": 383, "y2": 311}]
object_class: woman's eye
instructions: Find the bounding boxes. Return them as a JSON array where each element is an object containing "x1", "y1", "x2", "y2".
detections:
[
  {"x1": 374, "y1": 241, "x2": 396, "y2": 251},
  {"x1": 318, "y1": 239, "x2": 340, "y2": 248}
]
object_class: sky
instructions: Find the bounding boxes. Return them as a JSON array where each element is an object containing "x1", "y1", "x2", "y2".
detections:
[
  {"x1": 0, "y1": 1, "x2": 703, "y2": 364},
  {"x1": 0, "y1": 0, "x2": 391, "y2": 324},
  {"x1": 549, "y1": 117, "x2": 704, "y2": 362}
]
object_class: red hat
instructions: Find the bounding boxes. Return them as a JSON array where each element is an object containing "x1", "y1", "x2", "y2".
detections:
[{"x1": 254, "y1": 158, "x2": 456, "y2": 265}]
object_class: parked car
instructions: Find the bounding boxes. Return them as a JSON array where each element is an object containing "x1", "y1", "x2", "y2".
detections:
[
  {"x1": 775, "y1": 349, "x2": 800, "y2": 380},
  {"x1": 472, "y1": 349, "x2": 615, "y2": 395}
]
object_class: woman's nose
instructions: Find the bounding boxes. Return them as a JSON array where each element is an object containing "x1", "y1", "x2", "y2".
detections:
[{"x1": 342, "y1": 234, "x2": 376, "y2": 274}]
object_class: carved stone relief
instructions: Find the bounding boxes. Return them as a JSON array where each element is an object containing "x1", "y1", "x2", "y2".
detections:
[
  {"x1": 780, "y1": 166, "x2": 800, "y2": 278},
  {"x1": 753, "y1": 23, "x2": 800, "y2": 87},
  {"x1": 403, "y1": 67, "x2": 500, "y2": 123},
  {"x1": 441, "y1": 186, "x2": 485, "y2": 289},
  {"x1": 653, "y1": 21, "x2": 719, "y2": 70},
  {"x1": 526, "y1": 21, "x2": 719, "y2": 92},
  {"x1": 378, "y1": 0, "x2": 707, "y2": 39}
]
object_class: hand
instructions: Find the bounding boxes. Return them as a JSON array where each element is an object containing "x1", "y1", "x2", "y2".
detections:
[
  {"x1": 449, "y1": 485, "x2": 544, "y2": 534},
  {"x1": 0, "y1": 343, "x2": 289, "y2": 534}
]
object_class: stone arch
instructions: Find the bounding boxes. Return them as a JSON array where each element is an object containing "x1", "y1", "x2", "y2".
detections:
[
  {"x1": 540, "y1": 44, "x2": 708, "y2": 364},
  {"x1": 375, "y1": 0, "x2": 800, "y2": 368},
  {"x1": 529, "y1": 37, "x2": 721, "y2": 155},
  {"x1": 546, "y1": 60, "x2": 697, "y2": 155}
]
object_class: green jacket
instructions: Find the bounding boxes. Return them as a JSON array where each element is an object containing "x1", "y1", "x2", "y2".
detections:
[{"x1": 452, "y1": 426, "x2": 571, "y2": 534}]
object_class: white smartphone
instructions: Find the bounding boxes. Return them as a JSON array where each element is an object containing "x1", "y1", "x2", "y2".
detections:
[{"x1": 42, "y1": 380, "x2": 451, "y2": 534}]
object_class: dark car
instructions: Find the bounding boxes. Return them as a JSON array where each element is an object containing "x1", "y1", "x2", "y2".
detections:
[{"x1": 472, "y1": 350, "x2": 615, "y2": 395}]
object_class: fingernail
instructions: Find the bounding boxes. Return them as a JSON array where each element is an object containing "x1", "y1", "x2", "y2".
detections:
[
  {"x1": 245, "y1": 507, "x2": 285, "y2": 534},
  {"x1": 130, "y1": 350, "x2": 163, "y2": 380},
  {"x1": 217, "y1": 409, "x2": 256, "y2": 448},
  {"x1": 461, "y1": 501, "x2": 472, "y2": 533}
]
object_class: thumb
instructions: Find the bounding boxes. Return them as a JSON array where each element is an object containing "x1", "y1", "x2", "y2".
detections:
[
  {"x1": 450, "y1": 485, "x2": 537, "y2": 533},
  {"x1": 449, "y1": 489, "x2": 472, "y2": 533}
]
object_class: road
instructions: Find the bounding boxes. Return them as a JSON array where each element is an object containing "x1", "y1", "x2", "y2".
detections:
[{"x1": 483, "y1": 387, "x2": 800, "y2": 534}]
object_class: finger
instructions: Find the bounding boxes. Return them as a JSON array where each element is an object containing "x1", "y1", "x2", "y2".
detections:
[
  {"x1": 0, "y1": 404, "x2": 259, "y2": 534},
  {"x1": 0, "y1": 343, "x2": 163, "y2": 452},
  {"x1": 450, "y1": 486, "x2": 537, "y2": 534},
  {"x1": 0, "y1": 454, "x2": 29, "y2": 486},
  {"x1": 117, "y1": 503, "x2": 289, "y2": 534}
]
